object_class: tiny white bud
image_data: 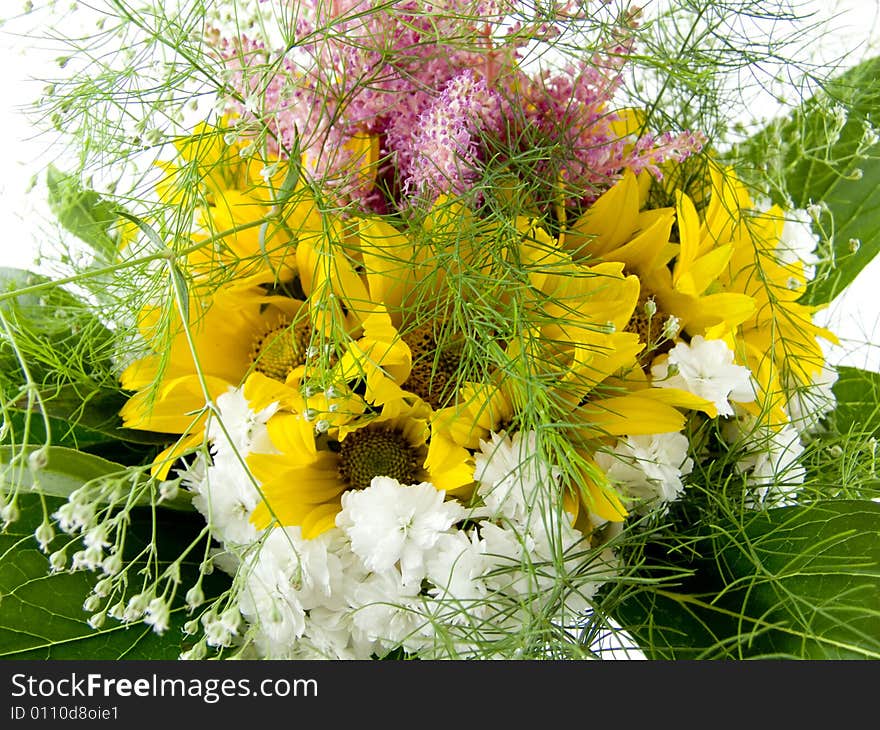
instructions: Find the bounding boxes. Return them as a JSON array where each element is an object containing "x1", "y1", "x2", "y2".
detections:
[
  {"x1": 180, "y1": 641, "x2": 208, "y2": 660},
  {"x1": 49, "y1": 550, "x2": 67, "y2": 572},
  {"x1": 159, "y1": 480, "x2": 180, "y2": 502},
  {"x1": 848, "y1": 238, "x2": 861, "y2": 253},
  {"x1": 83, "y1": 594, "x2": 102, "y2": 612},
  {"x1": 662, "y1": 316, "x2": 681, "y2": 340},
  {"x1": 185, "y1": 584, "x2": 205, "y2": 610},
  {"x1": 124, "y1": 592, "x2": 151, "y2": 622},
  {"x1": 183, "y1": 619, "x2": 200, "y2": 635},
  {"x1": 644, "y1": 298, "x2": 657, "y2": 317},
  {"x1": 87, "y1": 612, "x2": 106, "y2": 630},
  {"x1": 219, "y1": 608, "x2": 241, "y2": 635},
  {"x1": 146, "y1": 597, "x2": 171, "y2": 634},
  {"x1": 101, "y1": 552, "x2": 123, "y2": 576},
  {"x1": 34, "y1": 521, "x2": 54, "y2": 550},
  {"x1": 69, "y1": 487, "x2": 89, "y2": 506},
  {"x1": 1, "y1": 502, "x2": 20, "y2": 526},
  {"x1": 28, "y1": 446, "x2": 49, "y2": 471},
  {"x1": 94, "y1": 578, "x2": 112, "y2": 597}
]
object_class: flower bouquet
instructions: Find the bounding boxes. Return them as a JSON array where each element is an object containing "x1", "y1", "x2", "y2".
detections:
[{"x1": 1, "y1": 0, "x2": 878, "y2": 661}]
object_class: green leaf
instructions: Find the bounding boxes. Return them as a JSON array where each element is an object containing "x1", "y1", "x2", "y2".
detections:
[
  {"x1": 0, "y1": 446, "x2": 128, "y2": 498},
  {"x1": 46, "y1": 165, "x2": 120, "y2": 263},
  {"x1": 7, "y1": 383, "x2": 176, "y2": 446},
  {"x1": 832, "y1": 366, "x2": 880, "y2": 438},
  {"x1": 0, "y1": 446, "x2": 192, "y2": 510},
  {"x1": 741, "y1": 56, "x2": 880, "y2": 305},
  {"x1": 0, "y1": 494, "x2": 219, "y2": 659},
  {"x1": 2, "y1": 408, "x2": 118, "y2": 450},
  {"x1": 616, "y1": 500, "x2": 880, "y2": 659},
  {"x1": 0, "y1": 268, "x2": 114, "y2": 387}
]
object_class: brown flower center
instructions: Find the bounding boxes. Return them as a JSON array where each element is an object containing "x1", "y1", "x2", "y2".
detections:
[
  {"x1": 337, "y1": 426, "x2": 423, "y2": 490},
  {"x1": 625, "y1": 292, "x2": 676, "y2": 365},
  {"x1": 250, "y1": 317, "x2": 312, "y2": 382},
  {"x1": 402, "y1": 323, "x2": 461, "y2": 408}
]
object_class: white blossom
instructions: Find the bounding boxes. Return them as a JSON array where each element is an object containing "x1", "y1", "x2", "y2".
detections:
[
  {"x1": 724, "y1": 415, "x2": 805, "y2": 508},
  {"x1": 785, "y1": 362, "x2": 839, "y2": 435},
  {"x1": 181, "y1": 387, "x2": 280, "y2": 547},
  {"x1": 595, "y1": 433, "x2": 694, "y2": 514},
  {"x1": 349, "y1": 568, "x2": 433, "y2": 654},
  {"x1": 337, "y1": 477, "x2": 465, "y2": 585},
  {"x1": 208, "y1": 387, "x2": 278, "y2": 459},
  {"x1": 474, "y1": 430, "x2": 559, "y2": 522},
  {"x1": 238, "y1": 526, "x2": 347, "y2": 658},
  {"x1": 185, "y1": 454, "x2": 261, "y2": 546},
  {"x1": 425, "y1": 529, "x2": 491, "y2": 614},
  {"x1": 776, "y1": 208, "x2": 820, "y2": 278},
  {"x1": 652, "y1": 336, "x2": 755, "y2": 417}
]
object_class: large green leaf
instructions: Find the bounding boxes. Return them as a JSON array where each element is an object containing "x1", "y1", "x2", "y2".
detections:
[
  {"x1": 615, "y1": 500, "x2": 880, "y2": 659},
  {"x1": 0, "y1": 445, "x2": 192, "y2": 510},
  {"x1": 6, "y1": 383, "x2": 175, "y2": 447},
  {"x1": 832, "y1": 366, "x2": 880, "y2": 439},
  {"x1": 46, "y1": 165, "x2": 120, "y2": 263},
  {"x1": 0, "y1": 268, "x2": 115, "y2": 389},
  {"x1": 740, "y1": 56, "x2": 880, "y2": 305},
  {"x1": 0, "y1": 494, "x2": 219, "y2": 659}
]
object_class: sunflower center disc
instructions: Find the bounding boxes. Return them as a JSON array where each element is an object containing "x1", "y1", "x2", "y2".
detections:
[
  {"x1": 337, "y1": 427, "x2": 422, "y2": 490},
  {"x1": 251, "y1": 318, "x2": 312, "y2": 382},
  {"x1": 625, "y1": 292, "x2": 674, "y2": 363},
  {"x1": 403, "y1": 323, "x2": 460, "y2": 409}
]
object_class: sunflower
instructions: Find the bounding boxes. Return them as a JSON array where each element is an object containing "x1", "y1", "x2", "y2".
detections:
[
  {"x1": 156, "y1": 120, "x2": 328, "y2": 289},
  {"x1": 425, "y1": 221, "x2": 717, "y2": 520},
  {"x1": 292, "y1": 198, "x2": 498, "y2": 412},
  {"x1": 697, "y1": 165, "x2": 838, "y2": 426},
  {"x1": 247, "y1": 399, "x2": 443, "y2": 538},
  {"x1": 120, "y1": 281, "x2": 313, "y2": 477},
  {"x1": 561, "y1": 168, "x2": 757, "y2": 365}
]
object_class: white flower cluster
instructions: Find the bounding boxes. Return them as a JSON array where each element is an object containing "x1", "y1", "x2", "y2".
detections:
[
  {"x1": 183, "y1": 418, "x2": 617, "y2": 659},
  {"x1": 652, "y1": 335, "x2": 756, "y2": 418},
  {"x1": 184, "y1": 388, "x2": 278, "y2": 548},
  {"x1": 637, "y1": 209, "x2": 837, "y2": 509},
  {"x1": 595, "y1": 433, "x2": 693, "y2": 516}
]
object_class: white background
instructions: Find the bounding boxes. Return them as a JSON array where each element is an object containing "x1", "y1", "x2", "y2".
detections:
[{"x1": 0, "y1": 0, "x2": 879, "y2": 371}]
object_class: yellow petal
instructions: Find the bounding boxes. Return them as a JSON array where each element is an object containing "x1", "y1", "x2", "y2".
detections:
[
  {"x1": 566, "y1": 170, "x2": 640, "y2": 256},
  {"x1": 577, "y1": 394, "x2": 686, "y2": 436},
  {"x1": 265, "y1": 412, "x2": 318, "y2": 459},
  {"x1": 150, "y1": 430, "x2": 204, "y2": 480},
  {"x1": 301, "y1": 501, "x2": 344, "y2": 539}
]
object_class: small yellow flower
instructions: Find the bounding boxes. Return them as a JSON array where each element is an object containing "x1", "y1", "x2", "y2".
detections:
[
  {"x1": 563, "y1": 169, "x2": 757, "y2": 354},
  {"x1": 248, "y1": 399, "x2": 446, "y2": 538},
  {"x1": 120, "y1": 282, "x2": 309, "y2": 478}
]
